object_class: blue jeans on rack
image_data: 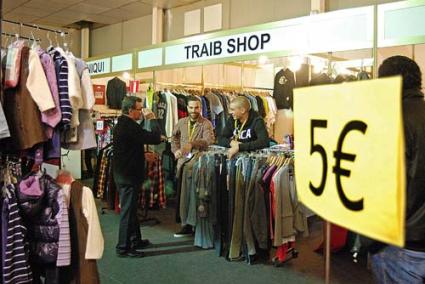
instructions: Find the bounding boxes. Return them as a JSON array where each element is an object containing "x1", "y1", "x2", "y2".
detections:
[{"x1": 371, "y1": 245, "x2": 425, "y2": 284}]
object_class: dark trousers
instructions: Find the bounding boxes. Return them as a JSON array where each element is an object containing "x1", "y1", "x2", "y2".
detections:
[{"x1": 116, "y1": 182, "x2": 142, "y2": 252}]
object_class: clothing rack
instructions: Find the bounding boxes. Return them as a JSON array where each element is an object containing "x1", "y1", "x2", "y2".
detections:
[
  {"x1": 2, "y1": 32, "x2": 41, "y2": 42},
  {"x1": 155, "y1": 82, "x2": 203, "y2": 88},
  {"x1": 2, "y1": 19, "x2": 69, "y2": 35}
]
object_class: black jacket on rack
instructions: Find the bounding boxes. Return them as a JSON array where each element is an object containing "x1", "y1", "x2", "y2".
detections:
[
  {"x1": 273, "y1": 68, "x2": 295, "y2": 110},
  {"x1": 106, "y1": 77, "x2": 127, "y2": 110}
]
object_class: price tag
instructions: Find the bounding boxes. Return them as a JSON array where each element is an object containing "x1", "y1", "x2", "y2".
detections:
[
  {"x1": 294, "y1": 77, "x2": 405, "y2": 246},
  {"x1": 96, "y1": 120, "x2": 104, "y2": 131}
]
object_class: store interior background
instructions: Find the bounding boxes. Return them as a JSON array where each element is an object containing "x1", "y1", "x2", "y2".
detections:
[
  {"x1": 2, "y1": 0, "x2": 425, "y2": 283},
  {"x1": 3, "y1": 0, "x2": 425, "y2": 97}
]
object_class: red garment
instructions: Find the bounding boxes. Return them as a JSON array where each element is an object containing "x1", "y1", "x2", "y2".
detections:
[
  {"x1": 178, "y1": 109, "x2": 188, "y2": 119},
  {"x1": 275, "y1": 242, "x2": 295, "y2": 262},
  {"x1": 315, "y1": 224, "x2": 348, "y2": 253}
]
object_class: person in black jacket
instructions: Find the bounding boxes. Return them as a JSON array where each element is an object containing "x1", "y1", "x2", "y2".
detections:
[
  {"x1": 218, "y1": 96, "x2": 269, "y2": 159},
  {"x1": 113, "y1": 96, "x2": 164, "y2": 257},
  {"x1": 370, "y1": 56, "x2": 425, "y2": 283}
]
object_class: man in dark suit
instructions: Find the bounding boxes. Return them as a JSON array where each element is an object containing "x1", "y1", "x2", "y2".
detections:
[{"x1": 113, "y1": 96, "x2": 164, "y2": 257}]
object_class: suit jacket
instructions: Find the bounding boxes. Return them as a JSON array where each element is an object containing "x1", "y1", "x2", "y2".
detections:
[
  {"x1": 106, "y1": 77, "x2": 126, "y2": 110},
  {"x1": 113, "y1": 115, "x2": 161, "y2": 185},
  {"x1": 171, "y1": 115, "x2": 215, "y2": 175}
]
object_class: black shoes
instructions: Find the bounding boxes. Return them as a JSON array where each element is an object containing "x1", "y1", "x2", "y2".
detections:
[
  {"x1": 133, "y1": 239, "x2": 152, "y2": 250},
  {"x1": 174, "y1": 225, "x2": 194, "y2": 237},
  {"x1": 116, "y1": 239, "x2": 152, "y2": 257},
  {"x1": 117, "y1": 249, "x2": 145, "y2": 258}
]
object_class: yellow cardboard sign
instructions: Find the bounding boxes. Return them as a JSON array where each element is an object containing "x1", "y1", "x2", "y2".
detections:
[{"x1": 294, "y1": 77, "x2": 405, "y2": 247}]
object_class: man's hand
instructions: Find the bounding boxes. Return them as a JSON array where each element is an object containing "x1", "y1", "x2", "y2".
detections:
[
  {"x1": 142, "y1": 108, "x2": 156, "y2": 120},
  {"x1": 160, "y1": 135, "x2": 167, "y2": 142},
  {"x1": 227, "y1": 144, "x2": 239, "y2": 159},
  {"x1": 174, "y1": 150, "x2": 182, "y2": 159},
  {"x1": 230, "y1": 140, "x2": 240, "y2": 148},
  {"x1": 181, "y1": 143, "x2": 193, "y2": 156}
]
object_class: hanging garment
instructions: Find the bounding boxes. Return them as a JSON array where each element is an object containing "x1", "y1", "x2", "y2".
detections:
[
  {"x1": 63, "y1": 110, "x2": 97, "y2": 150},
  {"x1": 4, "y1": 40, "x2": 25, "y2": 89},
  {"x1": 56, "y1": 188, "x2": 71, "y2": 267},
  {"x1": 3, "y1": 46, "x2": 47, "y2": 150},
  {"x1": 273, "y1": 68, "x2": 295, "y2": 110},
  {"x1": 0, "y1": 101, "x2": 10, "y2": 139},
  {"x1": 48, "y1": 46, "x2": 72, "y2": 128},
  {"x1": 106, "y1": 77, "x2": 126, "y2": 110},
  {"x1": 37, "y1": 48, "x2": 62, "y2": 136},
  {"x1": 18, "y1": 174, "x2": 61, "y2": 264},
  {"x1": 68, "y1": 181, "x2": 101, "y2": 284},
  {"x1": 26, "y1": 49, "x2": 56, "y2": 114},
  {"x1": 2, "y1": 184, "x2": 33, "y2": 284}
]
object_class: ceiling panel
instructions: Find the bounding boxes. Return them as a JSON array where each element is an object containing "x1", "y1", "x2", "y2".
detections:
[
  {"x1": 68, "y1": 3, "x2": 111, "y2": 14},
  {"x1": 120, "y1": 1, "x2": 152, "y2": 13},
  {"x1": 84, "y1": 14, "x2": 123, "y2": 25},
  {"x1": 3, "y1": 0, "x2": 202, "y2": 29},
  {"x1": 5, "y1": 13, "x2": 40, "y2": 23},
  {"x1": 11, "y1": 6, "x2": 54, "y2": 17},
  {"x1": 3, "y1": 0, "x2": 31, "y2": 13},
  {"x1": 22, "y1": 0, "x2": 82, "y2": 10},
  {"x1": 85, "y1": 0, "x2": 137, "y2": 9}
]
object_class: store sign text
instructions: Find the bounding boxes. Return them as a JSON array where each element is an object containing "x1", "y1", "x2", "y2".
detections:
[
  {"x1": 184, "y1": 33, "x2": 271, "y2": 60},
  {"x1": 87, "y1": 58, "x2": 111, "y2": 76}
]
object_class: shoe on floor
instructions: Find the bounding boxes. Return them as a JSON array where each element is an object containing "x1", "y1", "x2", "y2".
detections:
[
  {"x1": 174, "y1": 225, "x2": 193, "y2": 237},
  {"x1": 117, "y1": 249, "x2": 145, "y2": 258},
  {"x1": 133, "y1": 239, "x2": 152, "y2": 250}
]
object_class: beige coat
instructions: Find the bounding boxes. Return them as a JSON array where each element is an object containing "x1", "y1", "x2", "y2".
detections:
[{"x1": 171, "y1": 116, "x2": 215, "y2": 174}]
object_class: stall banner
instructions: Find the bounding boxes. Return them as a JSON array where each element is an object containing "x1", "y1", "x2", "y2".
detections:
[
  {"x1": 294, "y1": 77, "x2": 405, "y2": 246},
  {"x1": 93, "y1": 85, "x2": 106, "y2": 105}
]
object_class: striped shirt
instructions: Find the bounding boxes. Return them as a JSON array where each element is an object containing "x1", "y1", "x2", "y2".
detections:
[
  {"x1": 56, "y1": 189, "x2": 71, "y2": 266},
  {"x1": 48, "y1": 47, "x2": 72, "y2": 128},
  {"x1": 3, "y1": 187, "x2": 32, "y2": 284}
]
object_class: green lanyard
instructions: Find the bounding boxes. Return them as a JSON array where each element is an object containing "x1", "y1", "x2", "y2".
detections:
[
  {"x1": 234, "y1": 120, "x2": 247, "y2": 140},
  {"x1": 188, "y1": 121, "x2": 196, "y2": 142}
]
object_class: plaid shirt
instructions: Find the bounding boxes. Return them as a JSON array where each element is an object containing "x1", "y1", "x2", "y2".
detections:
[
  {"x1": 140, "y1": 153, "x2": 166, "y2": 209},
  {"x1": 96, "y1": 150, "x2": 110, "y2": 199}
]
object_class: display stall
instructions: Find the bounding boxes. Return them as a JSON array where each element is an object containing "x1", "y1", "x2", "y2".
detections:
[{"x1": 82, "y1": 0, "x2": 425, "y2": 272}]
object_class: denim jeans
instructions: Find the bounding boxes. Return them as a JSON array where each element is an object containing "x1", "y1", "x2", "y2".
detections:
[{"x1": 371, "y1": 245, "x2": 425, "y2": 284}]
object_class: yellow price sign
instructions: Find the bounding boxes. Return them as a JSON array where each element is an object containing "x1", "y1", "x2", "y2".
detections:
[{"x1": 294, "y1": 77, "x2": 405, "y2": 247}]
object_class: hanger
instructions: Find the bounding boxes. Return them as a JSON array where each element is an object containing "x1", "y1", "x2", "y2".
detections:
[
  {"x1": 55, "y1": 32, "x2": 60, "y2": 47},
  {"x1": 30, "y1": 31, "x2": 38, "y2": 49},
  {"x1": 47, "y1": 31, "x2": 53, "y2": 47}
]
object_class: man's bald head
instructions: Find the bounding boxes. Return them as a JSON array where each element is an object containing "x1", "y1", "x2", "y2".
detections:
[
  {"x1": 229, "y1": 96, "x2": 251, "y2": 122},
  {"x1": 231, "y1": 96, "x2": 251, "y2": 111}
]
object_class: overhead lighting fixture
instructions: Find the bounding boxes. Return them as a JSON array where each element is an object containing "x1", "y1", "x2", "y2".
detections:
[
  {"x1": 258, "y1": 55, "x2": 268, "y2": 65},
  {"x1": 123, "y1": 72, "x2": 131, "y2": 80},
  {"x1": 289, "y1": 56, "x2": 303, "y2": 72}
]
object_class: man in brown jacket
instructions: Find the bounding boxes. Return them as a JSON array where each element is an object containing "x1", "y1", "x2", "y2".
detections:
[{"x1": 171, "y1": 96, "x2": 215, "y2": 237}]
